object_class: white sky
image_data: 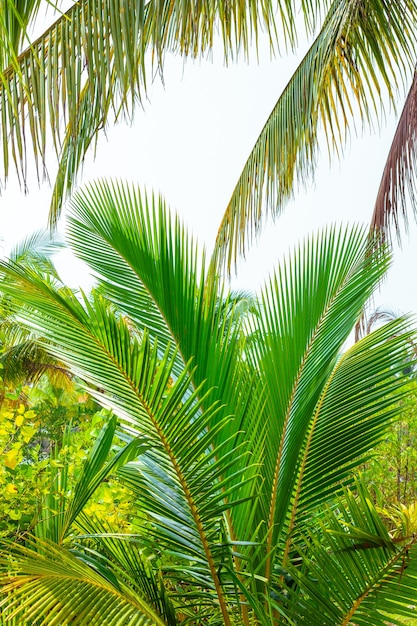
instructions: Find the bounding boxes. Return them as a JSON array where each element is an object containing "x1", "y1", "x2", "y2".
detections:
[{"x1": 0, "y1": 29, "x2": 416, "y2": 318}]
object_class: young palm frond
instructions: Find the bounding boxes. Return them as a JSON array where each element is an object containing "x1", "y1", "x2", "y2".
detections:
[
  {"x1": 1, "y1": 181, "x2": 417, "y2": 623},
  {"x1": 243, "y1": 226, "x2": 416, "y2": 604},
  {"x1": 66, "y1": 180, "x2": 264, "y2": 541}
]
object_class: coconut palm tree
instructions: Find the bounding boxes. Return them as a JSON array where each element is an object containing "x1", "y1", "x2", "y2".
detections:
[
  {"x1": 2, "y1": 1, "x2": 417, "y2": 268},
  {"x1": 1, "y1": 179, "x2": 417, "y2": 624}
]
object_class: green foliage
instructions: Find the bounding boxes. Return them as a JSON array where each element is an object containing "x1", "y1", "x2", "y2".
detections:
[
  {"x1": 0, "y1": 380, "x2": 133, "y2": 540},
  {"x1": 0, "y1": 1, "x2": 417, "y2": 256},
  {"x1": 361, "y1": 380, "x2": 417, "y2": 507},
  {"x1": 1, "y1": 180, "x2": 417, "y2": 624}
]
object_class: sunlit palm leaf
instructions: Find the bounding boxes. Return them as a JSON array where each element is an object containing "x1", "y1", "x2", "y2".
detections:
[
  {"x1": 283, "y1": 483, "x2": 417, "y2": 625},
  {"x1": 67, "y1": 180, "x2": 265, "y2": 542},
  {"x1": 283, "y1": 319, "x2": 415, "y2": 558},
  {"x1": 0, "y1": 267, "x2": 248, "y2": 622},
  {"x1": 245, "y1": 226, "x2": 416, "y2": 585},
  {"x1": 0, "y1": 537, "x2": 167, "y2": 625},
  {"x1": 212, "y1": 0, "x2": 417, "y2": 271},
  {"x1": 0, "y1": 0, "x2": 282, "y2": 220}
]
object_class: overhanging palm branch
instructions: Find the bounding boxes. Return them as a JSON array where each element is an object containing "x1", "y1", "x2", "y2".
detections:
[
  {"x1": 211, "y1": 0, "x2": 417, "y2": 272},
  {"x1": 2, "y1": 0, "x2": 417, "y2": 249},
  {"x1": 0, "y1": 0, "x2": 282, "y2": 221},
  {"x1": 371, "y1": 70, "x2": 417, "y2": 243}
]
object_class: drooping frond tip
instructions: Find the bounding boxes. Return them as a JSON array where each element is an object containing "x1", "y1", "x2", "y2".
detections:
[
  {"x1": 211, "y1": 1, "x2": 417, "y2": 276},
  {"x1": 371, "y1": 70, "x2": 417, "y2": 244}
]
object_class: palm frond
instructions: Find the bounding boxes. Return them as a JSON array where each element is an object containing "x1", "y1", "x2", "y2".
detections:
[
  {"x1": 67, "y1": 180, "x2": 265, "y2": 543},
  {"x1": 288, "y1": 319, "x2": 416, "y2": 545},
  {"x1": 354, "y1": 306, "x2": 403, "y2": 341},
  {"x1": 0, "y1": 536, "x2": 167, "y2": 625},
  {"x1": 0, "y1": 0, "x2": 282, "y2": 221},
  {"x1": 0, "y1": 338, "x2": 72, "y2": 386},
  {"x1": 8, "y1": 228, "x2": 63, "y2": 265},
  {"x1": 245, "y1": 226, "x2": 416, "y2": 585},
  {"x1": 0, "y1": 266, "x2": 249, "y2": 622},
  {"x1": 282, "y1": 483, "x2": 417, "y2": 625},
  {"x1": 371, "y1": 70, "x2": 417, "y2": 243},
  {"x1": 211, "y1": 0, "x2": 417, "y2": 272}
]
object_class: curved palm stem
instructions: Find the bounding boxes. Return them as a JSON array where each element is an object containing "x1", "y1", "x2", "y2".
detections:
[{"x1": 371, "y1": 70, "x2": 417, "y2": 243}]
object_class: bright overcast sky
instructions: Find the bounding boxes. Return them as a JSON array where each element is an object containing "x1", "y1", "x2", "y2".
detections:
[{"x1": 0, "y1": 28, "x2": 415, "y2": 318}]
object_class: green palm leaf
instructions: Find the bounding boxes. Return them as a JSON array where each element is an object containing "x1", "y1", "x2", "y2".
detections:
[
  {"x1": 1, "y1": 180, "x2": 417, "y2": 622},
  {"x1": 283, "y1": 483, "x2": 417, "y2": 625},
  {"x1": 245, "y1": 226, "x2": 416, "y2": 586},
  {"x1": 0, "y1": 537, "x2": 167, "y2": 625},
  {"x1": 67, "y1": 180, "x2": 265, "y2": 542},
  {"x1": 0, "y1": 0, "x2": 281, "y2": 220},
  {"x1": 0, "y1": 265, "x2": 250, "y2": 622},
  {"x1": 212, "y1": 0, "x2": 417, "y2": 271}
]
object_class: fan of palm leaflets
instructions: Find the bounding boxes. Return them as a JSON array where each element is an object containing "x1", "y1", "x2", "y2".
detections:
[
  {"x1": 0, "y1": 0, "x2": 280, "y2": 221},
  {"x1": 212, "y1": 0, "x2": 417, "y2": 271},
  {"x1": 0, "y1": 179, "x2": 417, "y2": 624},
  {"x1": 0, "y1": 229, "x2": 69, "y2": 388}
]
